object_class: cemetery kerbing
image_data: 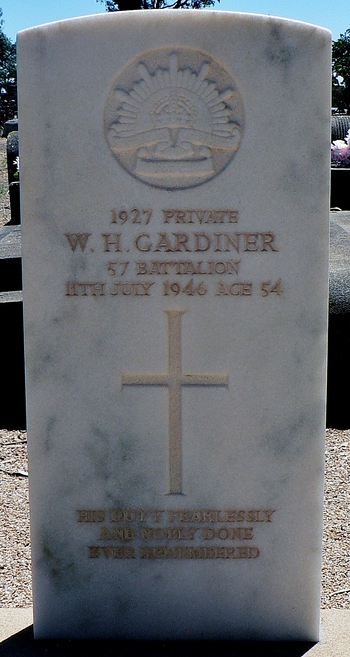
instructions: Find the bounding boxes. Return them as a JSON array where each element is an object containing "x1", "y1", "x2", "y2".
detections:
[{"x1": 17, "y1": 10, "x2": 331, "y2": 641}]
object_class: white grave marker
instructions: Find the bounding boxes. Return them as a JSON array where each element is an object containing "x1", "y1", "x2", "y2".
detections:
[{"x1": 18, "y1": 10, "x2": 331, "y2": 640}]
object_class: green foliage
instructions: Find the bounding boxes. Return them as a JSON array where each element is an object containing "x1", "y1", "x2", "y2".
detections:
[
  {"x1": 333, "y1": 30, "x2": 350, "y2": 86},
  {"x1": 98, "y1": 0, "x2": 217, "y2": 11},
  {"x1": 0, "y1": 8, "x2": 16, "y2": 88},
  {"x1": 333, "y1": 30, "x2": 350, "y2": 112}
]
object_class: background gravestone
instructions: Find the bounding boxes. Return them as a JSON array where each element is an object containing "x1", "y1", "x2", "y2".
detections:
[
  {"x1": 0, "y1": 224, "x2": 25, "y2": 428},
  {"x1": 6, "y1": 130, "x2": 20, "y2": 225},
  {"x1": 327, "y1": 211, "x2": 350, "y2": 428},
  {"x1": 331, "y1": 115, "x2": 350, "y2": 211},
  {"x1": 18, "y1": 11, "x2": 330, "y2": 641}
]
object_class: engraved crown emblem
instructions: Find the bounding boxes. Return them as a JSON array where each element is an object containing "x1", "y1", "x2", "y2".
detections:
[
  {"x1": 104, "y1": 49, "x2": 244, "y2": 189},
  {"x1": 152, "y1": 91, "x2": 196, "y2": 128}
]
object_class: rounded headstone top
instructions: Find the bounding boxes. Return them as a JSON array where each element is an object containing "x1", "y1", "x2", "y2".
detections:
[
  {"x1": 332, "y1": 115, "x2": 350, "y2": 143},
  {"x1": 3, "y1": 119, "x2": 18, "y2": 138}
]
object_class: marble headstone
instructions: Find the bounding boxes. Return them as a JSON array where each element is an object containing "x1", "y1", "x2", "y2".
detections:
[{"x1": 18, "y1": 11, "x2": 331, "y2": 640}]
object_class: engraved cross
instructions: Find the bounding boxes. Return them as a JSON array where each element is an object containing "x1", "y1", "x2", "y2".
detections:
[{"x1": 121, "y1": 310, "x2": 229, "y2": 494}]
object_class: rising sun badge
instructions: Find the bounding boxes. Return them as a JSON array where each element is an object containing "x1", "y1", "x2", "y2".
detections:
[{"x1": 104, "y1": 48, "x2": 244, "y2": 189}]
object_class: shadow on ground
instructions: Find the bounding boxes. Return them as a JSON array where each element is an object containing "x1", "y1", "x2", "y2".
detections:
[{"x1": 0, "y1": 625, "x2": 317, "y2": 657}]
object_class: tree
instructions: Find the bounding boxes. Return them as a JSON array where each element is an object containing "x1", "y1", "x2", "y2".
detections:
[
  {"x1": 0, "y1": 9, "x2": 16, "y2": 88},
  {"x1": 0, "y1": 9, "x2": 17, "y2": 122},
  {"x1": 332, "y1": 30, "x2": 350, "y2": 112},
  {"x1": 98, "y1": 0, "x2": 217, "y2": 12}
]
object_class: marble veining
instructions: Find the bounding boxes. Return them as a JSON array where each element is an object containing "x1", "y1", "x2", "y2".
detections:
[{"x1": 18, "y1": 10, "x2": 330, "y2": 640}]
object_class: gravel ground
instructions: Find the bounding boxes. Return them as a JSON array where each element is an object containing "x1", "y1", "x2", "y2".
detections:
[
  {"x1": 0, "y1": 430, "x2": 30, "y2": 607},
  {"x1": 0, "y1": 137, "x2": 11, "y2": 227},
  {"x1": 1, "y1": 427, "x2": 350, "y2": 608}
]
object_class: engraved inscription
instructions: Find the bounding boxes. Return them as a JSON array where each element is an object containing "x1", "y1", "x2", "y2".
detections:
[
  {"x1": 77, "y1": 508, "x2": 276, "y2": 523},
  {"x1": 135, "y1": 260, "x2": 241, "y2": 276},
  {"x1": 111, "y1": 208, "x2": 152, "y2": 225},
  {"x1": 104, "y1": 48, "x2": 243, "y2": 189},
  {"x1": 64, "y1": 208, "x2": 283, "y2": 299},
  {"x1": 88, "y1": 546, "x2": 136, "y2": 559},
  {"x1": 121, "y1": 310, "x2": 229, "y2": 494},
  {"x1": 162, "y1": 209, "x2": 239, "y2": 224},
  {"x1": 132, "y1": 231, "x2": 277, "y2": 253},
  {"x1": 139, "y1": 546, "x2": 260, "y2": 559},
  {"x1": 163, "y1": 279, "x2": 207, "y2": 296},
  {"x1": 65, "y1": 233, "x2": 92, "y2": 252},
  {"x1": 78, "y1": 508, "x2": 276, "y2": 560}
]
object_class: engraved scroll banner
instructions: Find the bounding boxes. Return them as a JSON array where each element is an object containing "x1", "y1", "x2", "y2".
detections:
[{"x1": 104, "y1": 48, "x2": 244, "y2": 189}]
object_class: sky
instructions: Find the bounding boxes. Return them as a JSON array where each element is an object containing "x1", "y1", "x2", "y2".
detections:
[{"x1": 0, "y1": 0, "x2": 349, "y2": 43}]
